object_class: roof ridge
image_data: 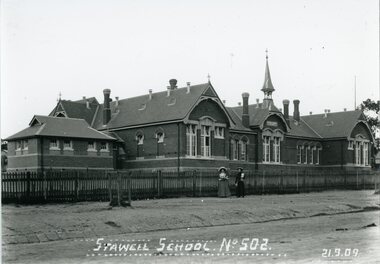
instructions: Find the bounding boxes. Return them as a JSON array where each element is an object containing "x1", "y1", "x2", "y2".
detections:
[{"x1": 35, "y1": 115, "x2": 88, "y2": 122}]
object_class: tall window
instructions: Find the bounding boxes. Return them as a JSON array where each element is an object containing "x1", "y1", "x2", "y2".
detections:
[
  {"x1": 304, "y1": 145, "x2": 308, "y2": 164},
  {"x1": 310, "y1": 147, "x2": 315, "y2": 164},
  {"x1": 240, "y1": 140, "x2": 247, "y2": 161},
  {"x1": 273, "y1": 137, "x2": 280, "y2": 163},
  {"x1": 201, "y1": 125, "x2": 211, "y2": 157},
  {"x1": 355, "y1": 141, "x2": 361, "y2": 165},
  {"x1": 16, "y1": 141, "x2": 22, "y2": 150},
  {"x1": 23, "y1": 140, "x2": 28, "y2": 150},
  {"x1": 136, "y1": 134, "x2": 144, "y2": 145},
  {"x1": 297, "y1": 146, "x2": 302, "y2": 164},
  {"x1": 363, "y1": 142, "x2": 369, "y2": 166},
  {"x1": 156, "y1": 132, "x2": 164, "y2": 143},
  {"x1": 186, "y1": 125, "x2": 197, "y2": 156},
  {"x1": 263, "y1": 136, "x2": 270, "y2": 162},
  {"x1": 316, "y1": 147, "x2": 321, "y2": 164}
]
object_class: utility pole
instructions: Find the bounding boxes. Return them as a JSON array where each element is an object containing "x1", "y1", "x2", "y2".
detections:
[{"x1": 354, "y1": 75, "x2": 356, "y2": 110}]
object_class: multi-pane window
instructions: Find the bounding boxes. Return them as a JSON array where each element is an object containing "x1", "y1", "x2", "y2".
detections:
[
  {"x1": 316, "y1": 147, "x2": 321, "y2": 164},
  {"x1": 23, "y1": 140, "x2": 28, "y2": 150},
  {"x1": 304, "y1": 146, "x2": 308, "y2": 164},
  {"x1": 240, "y1": 141, "x2": 247, "y2": 161},
  {"x1": 136, "y1": 135, "x2": 144, "y2": 145},
  {"x1": 88, "y1": 141, "x2": 96, "y2": 150},
  {"x1": 215, "y1": 127, "x2": 225, "y2": 139},
  {"x1": 156, "y1": 132, "x2": 164, "y2": 143},
  {"x1": 201, "y1": 125, "x2": 211, "y2": 157},
  {"x1": 63, "y1": 140, "x2": 72, "y2": 149},
  {"x1": 263, "y1": 136, "x2": 270, "y2": 162},
  {"x1": 186, "y1": 125, "x2": 197, "y2": 156},
  {"x1": 363, "y1": 142, "x2": 369, "y2": 166},
  {"x1": 348, "y1": 140, "x2": 354, "y2": 150},
  {"x1": 297, "y1": 146, "x2": 302, "y2": 164},
  {"x1": 355, "y1": 141, "x2": 361, "y2": 165},
  {"x1": 231, "y1": 140, "x2": 238, "y2": 160},
  {"x1": 311, "y1": 147, "x2": 315, "y2": 164},
  {"x1": 100, "y1": 142, "x2": 108, "y2": 151},
  {"x1": 16, "y1": 141, "x2": 22, "y2": 150},
  {"x1": 50, "y1": 139, "x2": 59, "y2": 149},
  {"x1": 273, "y1": 137, "x2": 280, "y2": 163}
]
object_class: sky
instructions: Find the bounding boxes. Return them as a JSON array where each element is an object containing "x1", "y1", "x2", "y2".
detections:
[{"x1": 1, "y1": 0, "x2": 379, "y2": 138}]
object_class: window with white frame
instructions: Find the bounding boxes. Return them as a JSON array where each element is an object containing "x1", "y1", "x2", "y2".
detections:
[
  {"x1": 297, "y1": 145, "x2": 302, "y2": 164},
  {"x1": 201, "y1": 125, "x2": 211, "y2": 157},
  {"x1": 23, "y1": 140, "x2": 28, "y2": 150},
  {"x1": 100, "y1": 142, "x2": 109, "y2": 151},
  {"x1": 215, "y1": 127, "x2": 225, "y2": 139},
  {"x1": 310, "y1": 146, "x2": 315, "y2": 164},
  {"x1": 263, "y1": 136, "x2": 271, "y2": 162},
  {"x1": 231, "y1": 139, "x2": 238, "y2": 160},
  {"x1": 316, "y1": 147, "x2": 321, "y2": 164},
  {"x1": 355, "y1": 141, "x2": 361, "y2": 165},
  {"x1": 273, "y1": 137, "x2": 281, "y2": 163},
  {"x1": 63, "y1": 139, "x2": 72, "y2": 149},
  {"x1": 363, "y1": 142, "x2": 369, "y2": 166},
  {"x1": 16, "y1": 141, "x2": 22, "y2": 151},
  {"x1": 348, "y1": 140, "x2": 354, "y2": 150},
  {"x1": 50, "y1": 139, "x2": 59, "y2": 149},
  {"x1": 240, "y1": 140, "x2": 247, "y2": 161},
  {"x1": 304, "y1": 145, "x2": 308, "y2": 164},
  {"x1": 156, "y1": 132, "x2": 164, "y2": 143},
  {"x1": 88, "y1": 141, "x2": 96, "y2": 151},
  {"x1": 186, "y1": 124, "x2": 197, "y2": 156},
  {"x1": 136, "y1": 134, "x2": 144, "y2": 145}
]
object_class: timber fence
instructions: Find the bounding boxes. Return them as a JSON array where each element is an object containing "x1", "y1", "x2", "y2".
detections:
[{"x1": 1, "y1": 169, "x2": 379, "y2": 203}]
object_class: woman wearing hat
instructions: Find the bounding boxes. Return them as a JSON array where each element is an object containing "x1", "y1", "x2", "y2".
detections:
[
  {"x1": 217, "y1": 167, "x2": 231, "y2": 198},
  {"x1": 235, "y1": 167, "x2": 245, "y2": 198}
]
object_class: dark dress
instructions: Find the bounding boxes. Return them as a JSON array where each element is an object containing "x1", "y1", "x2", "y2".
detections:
[
  {"x1": 235, "y1": 172, "x2": 245, "y2": 197},
  {"x1": 218, "y1": 173, "x2": 231, "y2": 197}
]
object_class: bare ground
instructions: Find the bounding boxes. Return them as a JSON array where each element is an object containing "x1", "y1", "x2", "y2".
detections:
[{"x1": 2, "y1": 190, "x2": 380, "y2": 263}]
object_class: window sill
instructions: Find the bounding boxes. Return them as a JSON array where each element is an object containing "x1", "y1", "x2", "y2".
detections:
[
  {"x1": 63, "y1": 148, "x2": 73, "y2": 151},
  {"x1": 87, "y1": 149, "x2": 97, "y2": 152},
  {"x1": 100, "y1": 149, "x2": 109, "y2": 152},
  {"x1": 49, "y1": 147, "x2": 60, "y2": 151}
]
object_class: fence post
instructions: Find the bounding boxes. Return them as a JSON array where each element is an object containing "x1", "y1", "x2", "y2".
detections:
[
  {"x1": 262, "y1": 170, "x2": 265, "y2": 194},
  {"x1": 75, "y1": 171, "x2": 79, "y2": 202},
  {"x1": 26, "y1": 171, "x2": 31, "y2": 201},
  {"x1": 117, "y1": 171, "x2": 121, "y2": 206},
  {"x1": 43, "y1": 171, "x2": 47, "y2": 201},
  {"x1": 356, "y1": 170, "x2": 359, "y2": 190},
  {"x1": 199, "y1": 171, "x2": 202, "y2": 197},
  {"x1": 128, "y1": 171, "x2": 132, "y2": 205},
  {"x1": 157, "y1": 170, "x2": 161, "y2": 198},
  {"x1": 296, "y1": 171, "x2": 299, "y2": 193},
  {"x1": 192, "y1": 170, "x2": 196, "y2": 197},
  {"x1": 108, "y1": 172, "x2": 112, "y2": 203}
]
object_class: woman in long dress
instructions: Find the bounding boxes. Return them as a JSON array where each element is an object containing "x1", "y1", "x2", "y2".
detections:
[{"x1": 218, "y1": 167, "x2": 231, "y2": 197}]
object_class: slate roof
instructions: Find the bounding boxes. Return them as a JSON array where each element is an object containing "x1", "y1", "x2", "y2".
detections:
[
  {"x1": 287, "y1": 117, "x2": 321, "y2": 138},
  {"x1": 6, "y1": 116, "x2": 115, "y2": 141},
  {"x1": 92, "y1": 83, "x2": 229, "y2": 130},
  {"x1": 301, "y1": 110, "x2": 365, "y2": 139},
  {"x1": 230, "y1": 103, "x2": 281, "y2": 127},
  {"x1": 51, "y1": 100, "x2": 99, "y2": 125}
]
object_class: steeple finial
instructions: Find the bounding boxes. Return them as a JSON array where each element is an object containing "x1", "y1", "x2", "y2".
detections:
[
  {"x1": 261, "y1": 50, "x2": 275, "y2": 108},
  {"x1": 207, "y1": 73, "x2": 211, "y2": 83}
]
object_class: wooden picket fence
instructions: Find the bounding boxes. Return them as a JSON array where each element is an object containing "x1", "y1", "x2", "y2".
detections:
[{"x1": 1, "y1": 169, "x2": 379, "y2": 203}]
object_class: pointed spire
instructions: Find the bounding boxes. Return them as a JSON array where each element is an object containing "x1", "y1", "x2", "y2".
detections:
[{"x1": 261, "y1": 49, "x2": 275, "y2": 94}]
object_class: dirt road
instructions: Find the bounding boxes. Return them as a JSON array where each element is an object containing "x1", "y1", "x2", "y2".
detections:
[{"x1": 3, "y1": 210, "x2": 380, "y2": 264}]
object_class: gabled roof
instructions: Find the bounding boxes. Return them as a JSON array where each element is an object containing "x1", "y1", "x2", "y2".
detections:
[
  {"x1": 287, "y1": 117, "x2": 322, "y2": 138},
  {"x1": 50, "y1": 100, "x2": 99, "y2": 125},
  {"x1": 225, "y1": 108, "x2": 252, "y2": 132},
  {"x1": 301, "y1": 110, "x2": 365, "y2": 139},
  {"x1": 6, "y1": 115, "x2": 115, "y2": 141},
  {"x1": 93, "y1": 83, "x2": 232, "y2": 130},
  {"x1": 231, "y1": 103, "x2": 282, "y2": 127}
]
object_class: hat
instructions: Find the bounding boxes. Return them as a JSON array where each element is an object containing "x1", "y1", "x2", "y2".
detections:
[
  {"x1": 237, "y1": 167, "x2": 244, "y2": 171},
  {"x1": 218, "y1": 167, "x2": 227, "y2": 172}
]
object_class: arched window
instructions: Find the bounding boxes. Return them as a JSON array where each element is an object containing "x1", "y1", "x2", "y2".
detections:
[
  {"x1": 136, "y1": 134, "x2": 144, "y2": 145},
  {"x1": 240, "y1": 136, "x2": 249, "y2": 161}
]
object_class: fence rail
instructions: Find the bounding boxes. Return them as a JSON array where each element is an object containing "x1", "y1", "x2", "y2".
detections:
[{"x1": 1, "y1": 169, "x2": 379, "y2": 203}]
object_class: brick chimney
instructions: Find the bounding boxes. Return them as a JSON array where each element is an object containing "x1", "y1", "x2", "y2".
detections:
[
  {"x1": 169, "y1": 79, "x2": 177, "y2": 90},
  {"x1": 242, "y1": 92, "x2": 250, "y2": 127},
  {"x1": 148, "y1": 89, "x2": 152, "y2": 100},
  {"x1": 103, "y1": 89, "x2": 111, "y2": 125},
  {"x1": 293, "y1": 99, "x2": 300, "y2": 122},
  {"x1": 282, "y1": 99, "x2": 290, "y2": 124}
]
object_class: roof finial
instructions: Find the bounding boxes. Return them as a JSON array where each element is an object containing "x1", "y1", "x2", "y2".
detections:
[
  {"x1": 265, "y1": 49, "x2": 268, "y2": 60},
  {"x1": 57, "y1": 91, "x2": 62, "y2": 102},
  {"x1": 207, "y1": 73, "x2": 211, "y2": 83}
]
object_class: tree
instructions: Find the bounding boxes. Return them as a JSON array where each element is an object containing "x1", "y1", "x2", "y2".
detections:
[{"x1": 360, "y1": 98, "x2": 380, "y2": 148}]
